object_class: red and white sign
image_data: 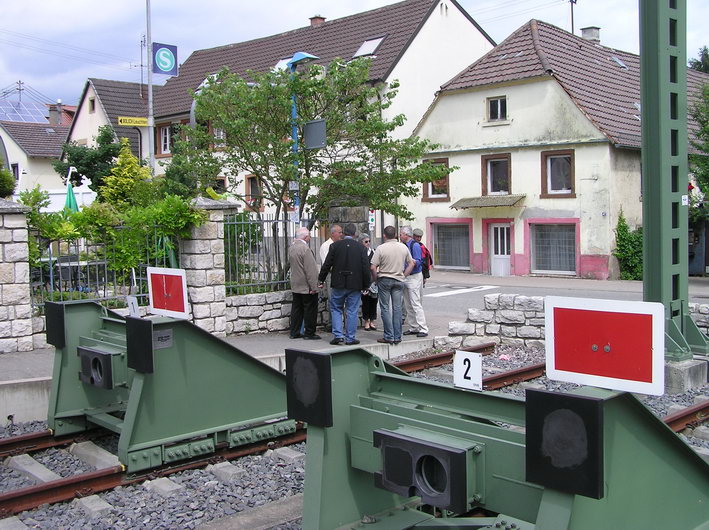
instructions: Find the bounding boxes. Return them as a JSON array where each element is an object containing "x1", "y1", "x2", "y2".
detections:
[
  {"x1": 545, "y1": 296, "x2": 665, "y2": 395},
  {"x1": 147, "y1": 267, "x2": 189, "y2": 320}
]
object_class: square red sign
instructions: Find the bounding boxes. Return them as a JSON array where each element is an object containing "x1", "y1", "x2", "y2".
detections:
[{"x1": 147, "y1": 267, "x2": 189, "y2": 319}]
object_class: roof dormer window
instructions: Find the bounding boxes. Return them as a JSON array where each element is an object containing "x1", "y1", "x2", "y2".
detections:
[{"x1": 353, "y1": 36, "x2": 385, "y2": 58}]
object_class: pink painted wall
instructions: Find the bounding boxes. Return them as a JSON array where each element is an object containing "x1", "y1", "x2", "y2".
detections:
[{"x1": 578, "y1": 255, "x2": 610, "y2": 280}]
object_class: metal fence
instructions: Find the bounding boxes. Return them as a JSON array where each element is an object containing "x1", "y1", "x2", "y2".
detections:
[
  {"x1": 224, "y1": 213, "x2": 325, "y2": 295},
  {"x1": 29, "y1": 226, "x2": 177, "y2": 310}
]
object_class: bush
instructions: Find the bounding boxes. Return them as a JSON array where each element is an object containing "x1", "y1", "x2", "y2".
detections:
[
  {"x1": 613, "y1": 211, "x2": 643, "y2": 280},
  {"x1": 0, "y1": 164, "x2": 15, "y2": 198}
]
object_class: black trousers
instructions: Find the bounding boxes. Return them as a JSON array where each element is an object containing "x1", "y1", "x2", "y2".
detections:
[
  {"x1": 361, "y1": 294, "x2": 378, "y2": 320},
  {"x1": 290, "y1": 292, "x2": 318, "y2": 337}
]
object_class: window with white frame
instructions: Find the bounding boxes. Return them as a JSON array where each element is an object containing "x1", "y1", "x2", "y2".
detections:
[
  {"x1": 422, "y1": 158, "x2": 449, "y2": 202},
  {"x1": 213, "y1": 128, "x2": 226, "y2": 147},
  {"x1": 11, "y1": 164, "x2": 19, "y2": 182},
  {"x1": 541, "y1": 150, "x2": 574, "y2": 197},
  {"x1": 160, "y1": 125, "x2": 172, "y2": 154},
  {"x1": 482, "y1": 153, "x2": 510, "y2": 195},
  {"x1": 531, "y1": 224, "x2": 576, "y2": 274},
  {"x1": 487, "y1": 96, "x2": 507, "y2": 121}
]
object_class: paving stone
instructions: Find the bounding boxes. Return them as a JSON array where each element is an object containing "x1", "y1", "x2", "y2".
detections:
[
  {"x1": 206, "y1": 461, "x2": 247, "y2": 483},
  {"x1": 665, "y1": 359, "x2": 708, "y2": 394},
  {"x1": 69, "y1": 441, "x2": 121, "y2": 469},
  {"x1": 143, "y1": 477, "x2": 184, "y2": 497},
  {"x1": 0, "y1": 516, "x2": 28, "y2": 529},
  {"x1": 74, "y1": 495, "x2": 113, "y2": 518},
  {"x1": 5, "y1": 454, "x2": 61, "y2": 483},
  {"x1": 271, "y1": 447, "x2": 306, "y2": 464}
]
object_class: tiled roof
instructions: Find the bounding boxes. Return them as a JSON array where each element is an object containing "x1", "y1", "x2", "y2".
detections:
[
  {"x1": 155, "y1": 0, "x2": 493, "y2": 118},
  {"x1": 442, "y1": 20, "x2": 709, "y2": 149},
  {"x1": 0, "y1": 121, "x2": 69, "y2": 158},
  {"x1": 87, "y1": 79, "x2": 158, "y2": 157}
]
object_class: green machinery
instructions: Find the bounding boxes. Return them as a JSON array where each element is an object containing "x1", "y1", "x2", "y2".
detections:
[
  {"x1": 286, "y1": 348, "x2": 709, "y2": 529},
  {"x1": 45, "y1": 300, "x2": 296, "y2": 472}
]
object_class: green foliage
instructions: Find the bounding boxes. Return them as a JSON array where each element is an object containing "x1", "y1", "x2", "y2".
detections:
[
  {"x1": 0, "y1": 157, "x2": 15, "y2": 198},
  {"x1": 99, "y1": 138, "x2": 152, "y2": 209},
  {"x1": 162, "y1": 124, "x2": 224, "y2": 198},
  {"x1": 54, "y1": 125, "x2": 121, "y2": 190},
  {"x1": 690, "y1": 84, "x2": 709, "y2": 201},
  {"x1": 689, "y1": 46, "x2": 709, "y2": 73},
  {"x1": 613, "y1": 211, "x2": 643, "y2": 281},
  {"x1": 192, "y1": 58, "x2": 450, "y2": 224}
]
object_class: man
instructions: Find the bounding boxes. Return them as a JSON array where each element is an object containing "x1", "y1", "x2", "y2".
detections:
[
  {"x1": 400, "y1": 226, "x2": 429, "y2": 337},
  {"x1": 413, "y1": 228, "x2": 433, "y2": 286},
  {"x1": 288, "y1": 227, "x2": 321, "y2": 340},
  {"x1": 318, "y1": 223, "x2": 371, "y2": 345},
  {"x1": 370, "y1": 225, "x2": 415, "y2": 344},
  {"x1": 318, "y1": 224, "x2": 343, "y2": 331}
]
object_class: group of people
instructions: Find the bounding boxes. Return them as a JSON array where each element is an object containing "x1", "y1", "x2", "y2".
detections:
[{"x1": 288, "y1": 222, "x2": 431, "y2": 346}]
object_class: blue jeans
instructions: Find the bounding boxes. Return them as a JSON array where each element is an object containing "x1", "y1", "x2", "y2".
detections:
[
  {"x1": 377, "y1": 277, "x2": 404, "y2": 342},
  {"x1": 330, "y1": 288, "x2": 362, "y2": 343}
]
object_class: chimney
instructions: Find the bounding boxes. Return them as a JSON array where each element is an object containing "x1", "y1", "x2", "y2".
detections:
[
  {"x1": 57, "y1": 99, "x2": 63, "y2": 125},
  {"x1": 581, "y1": 26, "x2": 601, "y2": 44},
  {"x1": 48, "y1": 104, "x2": 60, "y2": 125},
  {"x1": 309, "y1": 15, "x2": 325, "y2": 27}
]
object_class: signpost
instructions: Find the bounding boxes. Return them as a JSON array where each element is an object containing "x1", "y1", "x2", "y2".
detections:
[{"x1": 118, "y1": 116, "x2": 148, "y2": 126}]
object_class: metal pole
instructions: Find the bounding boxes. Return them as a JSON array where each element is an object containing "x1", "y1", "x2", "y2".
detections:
[
  {"x1": 290, "y1": 63, "x2": 300, "y2": 225},
  {"x1": 146, "y1": 0, "x2": 155, "y2": 174}
]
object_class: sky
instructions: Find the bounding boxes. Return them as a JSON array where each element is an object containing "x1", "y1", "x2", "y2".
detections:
[{"x1": 0, "y1": 0, "x2": 707, "y2": 109}]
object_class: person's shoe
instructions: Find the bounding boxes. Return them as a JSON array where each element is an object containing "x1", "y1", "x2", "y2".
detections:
[
  {"x1": 303, "y1": 334, "x2": 322, "y2": 340},
  {"x1": 330, "y1": 337, "x2": 344, "y2": 345},
  {"x1": 403, "y1": 329, "x2": 418, "y2": 335},
  {"x1": 377, "y1": 338, "x2": 393, "y2": 344},
  {"x1": 345, "y1": 339, "x2": 360, "y2": 345},
  {"x1": 370, "y1": 325, "x2": 377, "y2": 331},
  {"x1": 416, "y1": 332, "x2": 428, "y2": 338},
  {"x1": 289, "y1": 333, "x2": 303, "y2": 339},
  {"x1": 393, "y1": 340, "x2": 401, "y2": 345}
]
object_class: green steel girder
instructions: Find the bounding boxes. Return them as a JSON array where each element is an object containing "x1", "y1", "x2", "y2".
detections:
[
  {"x1": 46, "y1": 301, "x2": 291, "y2": 473},
  {"x1": 292, "y1": 348, "x2": 709, "y2": 529}
]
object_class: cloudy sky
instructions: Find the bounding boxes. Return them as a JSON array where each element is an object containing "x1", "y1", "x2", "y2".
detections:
[{"x1": 1, "y1": 0, "x2": 707, "y2": 108}]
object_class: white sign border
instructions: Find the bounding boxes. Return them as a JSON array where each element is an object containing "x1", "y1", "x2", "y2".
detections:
[
  {"x1": 147, "y1": 267, "x2": 190, "y2": 320},
  {"x1": 453, "y1": 350, "x2": 483, "y2": 392},
  {"x1": 545, "y1": 296, "x2": 665, "y2": 396}
]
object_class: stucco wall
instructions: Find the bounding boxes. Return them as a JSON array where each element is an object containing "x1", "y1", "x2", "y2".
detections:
[{"x1": 0, "y1": 130, "x2": 64, "y2": 193}]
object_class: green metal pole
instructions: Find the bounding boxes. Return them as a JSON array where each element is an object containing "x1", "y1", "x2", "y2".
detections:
[{"x1": 640, "y1": 0, "x2": 709, "y2": 360}]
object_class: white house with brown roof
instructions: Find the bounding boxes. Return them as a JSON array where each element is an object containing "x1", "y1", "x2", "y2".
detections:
[
  {"x1": 404, "y1": 20, "x2": 709, "y2": 280},
  {"x1": 151, "y1": 0, "x2": 495, "y2": 220}
]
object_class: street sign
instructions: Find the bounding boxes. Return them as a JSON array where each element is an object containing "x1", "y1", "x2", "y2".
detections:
[
  {"x1": 545, "y1": 296, "x2": 665, "y2": 395},
  {"x1": 118, "y1": 116, "x2": 148, "y2": 126},
  {"x1": 152, "y1": 42, "x2": 178, "y2": 76},
  {"x1": 304, "y1": 119, "x2": 326, "y2": 149},
  {"x1": 453, "y1": 350, "x2": 483, "y2": 391},
  {"x1": 147, "y1": 267, "x2": 189, "y2": 319}
]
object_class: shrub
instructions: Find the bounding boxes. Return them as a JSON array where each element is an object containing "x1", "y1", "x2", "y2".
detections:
[
  {"x1": 0, "y1": 163, "x2": 15, "y2": 198},
  {"x1": 613, "y1": 211, "x2": 643, "y2": 280}
]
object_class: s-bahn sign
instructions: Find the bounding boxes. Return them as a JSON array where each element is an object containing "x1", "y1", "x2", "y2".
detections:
[
  {"x1": 152, "y1": 42, "x2": 178, "y2": 76},
  {"x1": 545, "y1": 296, "x2": 665, "y2": 395}
]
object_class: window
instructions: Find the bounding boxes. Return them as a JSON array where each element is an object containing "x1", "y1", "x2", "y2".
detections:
[
  {"x1": 487, "y1": 96, "x2": 507, "y2": 121},
  {"x1": 246, "y1": 175, "x2": 263, "y2": 211},
  {"x1": 422, "y1": 158, "x2": 449, "y2": 202},
  {"x1": 213, "y1": 127, "x2": 226, "y2": 148},
  {"x1": 10, "y1": 164, "x2": 19, "y2": 182},
  {"x1": 541, "y1": 150, "x2": 575, "y2": 197},
  {"x1": 531, "y1": 224, "x2": 576, "y2": 274},
  {"x1": 160, "y1": 126, "x2": 172, "y2": 154},
  {"x1": 481, "y1": 153, "x2": 511, "y2": 195},
  {"x1": 88, "y1": 98, "x2": 96, "y2": 113},
  {"x1": 353, "y1": 37, "x2": 385, "y2": 58}
]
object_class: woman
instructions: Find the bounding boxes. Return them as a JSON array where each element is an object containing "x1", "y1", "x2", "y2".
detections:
[{"x1": 358, "y1": 233, "x2": 378, "y2": 330}]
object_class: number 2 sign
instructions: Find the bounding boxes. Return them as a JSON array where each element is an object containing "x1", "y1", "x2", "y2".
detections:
[{"x1": 454, "y1": 350, "x2": 483, "y2": 391}]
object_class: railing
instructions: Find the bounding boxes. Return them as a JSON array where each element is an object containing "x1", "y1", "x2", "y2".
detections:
[
  {"x1": 224, "y1": 213, "x2": 324, "y2": 295},
  {"x1": 29, "y1": 226, "x2": 177, "y2": 310}
]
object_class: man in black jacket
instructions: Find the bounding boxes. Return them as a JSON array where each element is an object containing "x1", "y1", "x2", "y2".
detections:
[{"x1": 318, "y1": 223, "x2": 371, "y2": 345}]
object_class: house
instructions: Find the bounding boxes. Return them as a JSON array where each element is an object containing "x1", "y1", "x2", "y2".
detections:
[
  {"x1": 67, "y1": 78, "x2": 156, "y2": 161},
  {"x1": 152, "y1": 0, "x2": 496, "y2": 208},
  {"x1": 403, "y1": 20, "x2": 709, "y2": 280}
]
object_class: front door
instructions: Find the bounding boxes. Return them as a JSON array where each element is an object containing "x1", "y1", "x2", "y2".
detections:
[{"x1": 490, "y1": 224, "x2": 511, "y2": 276}]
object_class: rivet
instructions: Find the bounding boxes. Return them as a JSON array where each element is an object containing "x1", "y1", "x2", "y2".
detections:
[
  {"x1": 473, "y1": 445, "x2": 482, "y2": 454},
  {"x1": 604, "y1": 344, "x2": 611, "y2": 352},
  {"x1": 591, "y1": 344, "x2": 598, "y2": 352}
]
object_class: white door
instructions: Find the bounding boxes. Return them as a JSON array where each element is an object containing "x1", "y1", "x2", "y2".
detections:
[{"x1": 490, "y1": 224, "x2": 511, "y2": 276}]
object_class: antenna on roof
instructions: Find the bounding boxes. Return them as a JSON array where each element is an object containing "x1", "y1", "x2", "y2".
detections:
[{"x1": 569, "y1": 0, "x2": 578, "y2": 35}]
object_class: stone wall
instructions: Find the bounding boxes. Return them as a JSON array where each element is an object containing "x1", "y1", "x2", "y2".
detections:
[
  {"x1": 226, "y1": 291, "x2": 329, "y2": 335},
  {"x1": 0, "y1": 200, "x2": 33, "y2": 353}
]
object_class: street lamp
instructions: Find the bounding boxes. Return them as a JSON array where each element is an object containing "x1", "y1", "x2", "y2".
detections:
[{"x1": 286, "y1": 51, "x2": 319, "y2": 224}]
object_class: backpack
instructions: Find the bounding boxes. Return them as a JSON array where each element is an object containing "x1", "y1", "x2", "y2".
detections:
[{"x1": 420, "y1": 243, "x2": 433, "y2": 279}]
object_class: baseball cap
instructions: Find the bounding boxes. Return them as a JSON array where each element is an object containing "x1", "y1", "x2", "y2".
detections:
[{"x1": 413, "y1": 228, "x2": 424, "y2": 237}]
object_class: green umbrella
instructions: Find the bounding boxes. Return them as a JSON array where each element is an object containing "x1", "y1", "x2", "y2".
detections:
[{"x1": 64, "y1": 181, "x2": 79, "y2": 213}]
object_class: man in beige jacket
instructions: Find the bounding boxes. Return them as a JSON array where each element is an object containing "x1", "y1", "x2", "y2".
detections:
[{"x1": 288, "y1": 227, "x2": 321, "y2": 340}]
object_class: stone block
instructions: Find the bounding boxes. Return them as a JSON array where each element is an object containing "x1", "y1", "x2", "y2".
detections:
[
  {"x1": 525, "y1": 340, "x2": 545, "y2": 350},
  {"x1": 497, "y1": 310, "x2": 525, "y2": 324},
  {"x1": 211, "y1": 302, "x2": 226, "y2": 317},
  {"x1": 448, "y1": 322, "x2": 477, "y2": 335},
  {"x1": 517, "y1": 326, "x2": 541, "y2": 338},
  {"x1": 463, "y1": 335, "x2": 495, "y2": 347},
  {"x1": 208, "y1": 210, "x2": 225, "y2": 222},
  {"x1": 69, "y1": 441, "x2": 121, "y2": 469},
  {"x1": 692, "y1": 425, "x2": 709, "y2": 442},
  {"x1": 206, "y1": 269, "x2": 225, "y2": 285},
  {"x1": 17, "y1": 336, "x2": 33, "y2": 351},
  {"x1": 280, "y1": 304, "x2": 291, "y2": 317},
  {"x1": 190, "y1": 222, "x2": 218, "y2": 240},
  {"x1": 207, "y1": 461, "x2": 247, "y2": 483},
  {"x1": 271, "y1": 447, "x2": 306, "y2": 464},
  {"x1": 239, "y1": 305, "x2": 264, "y2": 318},
  {"x1": 665, "y1": 359, "x2": 708, "y2": 394},
  {"x1": 467, "y1": 309, "x2": 494, "y2": 323},
  {"x1": 210, "y1": 237, "x2": 225, "y2": 254},
  {"x1": 230, "y1": 294, "x2": 249, "y2": 306},
  {"x1": 0, "y1": 338, "x2": 18, "y2": 352},
  {"x1": 33, "y1": 333, "x2": 48, "y2": 349},
  {"x1": 0, "y1": 263, "x2": 14, "y2": 283},
  {"x1": 183, "y1": 239, "x2": 212, "y2": 254},
  {"x1": 267, "y1": 317, "x2": 290, "y2": 331},
  {"x1": 246, "y1": 293, "x2": 267, "y2": 306},
  {"x1": 185, "y1": 270, "x2": 207, "y2": 287},
  {"x1": 225, "y1": 306, "x2": 239, "y2": 321},
  {"x1": 12, "y1": 230, "x2": 27, "y2": 242},
  {"x1": 214, "y1": 285, "x2": 226, "y2": 300},
  {"x1": 498, "y1": 294, "x2": 516, "y2": 309},
  {"x1": 214, "y1": 316, "x2": 226, "y2": 333},
  {"x1": 74, "y1": 495, "x2": 113, "y2": 518},
  {"x1": 283, "y1": 290, "x2": 293, "y2": 302},
  {"x1": 0, "y1": 321, "x2": 11, "y2": 337},
  {"x1": 700, "y1": 305, "x2": 709, "y2": 315},
  {"x1": 0, "y1": 230, "x2": 10, "y2": 243},
  {"x1": 259, "y1": 309, "x2": 280, "y2": 321},
  {"x1": 3, "y1": 214, "x2": 27, "y2": 228},
  {"x1": 434, "y1": 335, "x2": 462, "y2": 349},
  {"x1": 6, "y1": 454, "x2": 61, "y2": 483},
  {"x1": 14, "y1": 263, "x2": 29, "y2": 284},
  {"x1": 196, "y1": 318, "x2": 215, "y2": 333},
  {"x1": 32, "y1": 316, "x2": 45, "y2": 333},
  {"x1": 225, "y1": 321, "x2": 234, "y2": 334},
  {"x1": 192, "y1": 304, "x2": 211, "y2": 319},
  {"x1": 3, "y1": 243, "x2": 28, "y2": 262},
  {"x1": 266, "y1": 291, "x2": 287, "y2": 303},
  {"x1": 144, "y1": 477, "x2": 184, "y2": 497},
  {"x1": 483, "y1": 294, "x2": 500, "y2": 310},
  {"x1": 527, "y1": 318, "x2": 545, "y2": 326},
  {"x1": 189, "y1": 286, "x2": 215, "y2": 303},
  {"x1": 0, "y1": 517, "x2": 28, "y2": 529},
  {"x1": 233, "y1": 319, "x2": 258, "y2": 333},
  {"x1": 190, "y1": 254, "x2": 214, "y2": 269},
  {"x1": 0, "y1": 306, "x2": 8, "y2": 320},
  {"x1": 500, "y1": 325, "x2": 517, "y2": 337},
  {"x1": 485, "y1": 324, "x2": 501, "y2": 335},
  {"x1": 514, "y1": 295, "x2": 544, "y2": 311},
  {"x1": 12, "y1": 319, "x2": 32, "y2": 337}
]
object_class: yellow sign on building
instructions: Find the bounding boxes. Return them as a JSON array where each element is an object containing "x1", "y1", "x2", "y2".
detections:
[{"x1": 117, "y1": 116, "x2": 148, "y2": 126}]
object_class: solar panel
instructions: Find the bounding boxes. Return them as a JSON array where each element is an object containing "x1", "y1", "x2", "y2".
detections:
[{"x1": 0, "y1": 99, "x2": 49, "y2": 123}]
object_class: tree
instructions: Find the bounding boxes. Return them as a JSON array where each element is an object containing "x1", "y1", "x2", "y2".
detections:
[
  {"x1": 0, "y1": 157, "x2": 15, "y2": 198},
  {"x1": 53, "y1": 125, "x2": 121, "y2": 190},
  {"x1": 690, "y1": 84, "x2": 709, "y2": 196},
  {"x1": 192, "y1": 58, "x2": 450, "y2": 224},
  {"x1": 162, "y1": 124, "x2": 224, "y2": 198},
  {"x1": 689, "y1": 46, "x2": 709, "y2": 73},
  {"x1": 100, "y1": 138, "x2": 153, "y2": 210}
]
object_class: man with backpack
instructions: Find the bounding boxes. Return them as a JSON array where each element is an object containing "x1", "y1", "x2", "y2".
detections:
[
  {"x1": 413, "y1": 228, "x2": 433, "y2": 286},
  {"x1": 399, "y1": 226, "x2": 428, "y2": 338}
]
